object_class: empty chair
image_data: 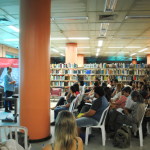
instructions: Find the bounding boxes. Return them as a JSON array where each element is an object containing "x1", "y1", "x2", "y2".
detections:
[{"x1": 50, "y1": 88, "x2": 61, "y2": 101}]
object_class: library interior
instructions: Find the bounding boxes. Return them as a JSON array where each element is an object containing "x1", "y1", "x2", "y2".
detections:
[{"x1": 1, "y1": 0, "x2": 150, "y2": 150}]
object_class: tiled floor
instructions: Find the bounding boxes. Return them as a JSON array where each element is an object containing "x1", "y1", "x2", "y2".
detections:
[{"x1": 0, "y1": 102, "x2": 150, "y2": 150}]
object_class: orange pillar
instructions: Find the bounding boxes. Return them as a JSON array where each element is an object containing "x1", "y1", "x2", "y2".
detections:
[
  {"x1": 77, "y1": 54, "x2": 84, "y2": 65},
  {"x1": 19, "y1": 0, "x2": 51, "y2": 141},
  {"x1": 65, "y1": 43, "x2": 77, "y2": 64},
  {"x1": 147, "y1": 54, "x2": 150, "y2": 64},
  {"x1": 132, "y1": 59, "x2": 137, "y2": 64}
]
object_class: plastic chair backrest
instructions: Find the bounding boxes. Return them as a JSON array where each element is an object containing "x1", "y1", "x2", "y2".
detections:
[
  {"x1": 69, "y1": 97, "x2": 77, "y2": 113},
  {"x1": 81, "y1": 85, "x2": 85, "y2": 94},
  {"x1": 97, "y1": 105, "x2": 110, "y2": 126},
  {"x1": 0, "y1": 126, "x2": 28, "y2": 150},
  {"x1": 139, "y1": 104, "x2": 148, "y2": 125},
  {"x1": 51, "y1": 88, "x2": 61, "y2": 96}
]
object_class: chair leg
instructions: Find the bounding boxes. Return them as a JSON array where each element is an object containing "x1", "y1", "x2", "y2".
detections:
[
  {"x1": 139, "y1": 126, "x2": 143, "y2": 147},
  {"x1": 85, "y1": 127, "x2": 90, "y2": 145},
  {"x1": 101, "y1": 126, "x2": 106, "y2": 146}
]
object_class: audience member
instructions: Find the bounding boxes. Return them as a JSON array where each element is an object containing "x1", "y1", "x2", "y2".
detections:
[
  {"x1": 108, "y1": 91, "x2": 145, "y2": 134},
  {"x1": 76, "y1": 86, "x2": 109, "y2": 136},
  {"x1": 73, "y1": 83, "x2": 80, "y2": 96},
  {"x1": 107, "y1": 78, "x2": 112, "y2": 88},
  {"x1": 51, "y1": 86, "x2": 76, "y2": 125},
  {"x1": 140, "y1": 85, "x2": 148, "y2": 99},
  {"x1": 104, "y1": 87, "x2": 112, "y2": 102},
  {"x1": 102, "y1": 82, "x2": 107, "y2": 89},
  {"x1": 143, "y1": 79, "x2": 147, "y2": 86},
  {"x1": 43, "y1": 111, "x2": 83, "y2": 150}
]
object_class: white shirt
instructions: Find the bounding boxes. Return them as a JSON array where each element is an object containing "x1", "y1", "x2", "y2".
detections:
[
  {"x1": 107, "y1": 84, "x2": 111, "y2": 88},
  {"x1": 124, "y1": 95, "x2": 136, "y2": 108},
  {"x1": 111, "y1": 92, "x2": 121, "y2": 102}
]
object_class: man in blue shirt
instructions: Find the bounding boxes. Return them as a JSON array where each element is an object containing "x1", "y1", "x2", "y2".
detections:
[{"x1": 4, "y1": 66, "x2": 16, "y2": 112}]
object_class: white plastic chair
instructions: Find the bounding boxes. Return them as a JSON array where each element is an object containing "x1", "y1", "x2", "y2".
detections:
[
  {"x1": 81, "y1": 85, "x2": 85, "y2": 94},
  {"x1": 85, "y1": 105, "x2": 110, "y2": 146},
  {"x1": 0, "y1": 126, "x2": 31, "y2": 150}
]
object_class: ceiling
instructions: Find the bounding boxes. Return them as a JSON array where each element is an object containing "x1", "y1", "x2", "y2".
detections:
[{"x1": 0, "y1": 0, "x2": 150, "y2": 61}]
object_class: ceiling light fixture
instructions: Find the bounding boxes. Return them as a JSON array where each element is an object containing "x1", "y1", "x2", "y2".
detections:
[
  {"x1": 68, "y1": 37, "x2": 90, "y2": 40},
  {"x1": 4, "y1": 39, "x2": 19, "y2": 41},
  {"x1": 51, "y1": 48, "x2": 59, "y2": 53},
  {"x1": 125, "y1": 16, "x2": 150, "y2": 19},
  {"x1": 108, "y1": 47, "x2": 124, "y2": 48},
  {"x1": 51, "y1": 17, "x2": 88, "y2": 21},
  {"x1": 78, "y1": 52, "x2": 91, "y2": 54},
  {"x1": 104, "y1": 0, "x2": 118, "y2": 12},
  {"x1": 125, "y1": 47, "x2": 141, "y2": 48},
  {"x1": 96, "y1": 53, "x2": 99, "y2": 56},
  {"x1": 77, "y1": 47, "x2": 90, "y2": 48},
  {"x1": 60, "y1": 53, "x2": 65, "y2": 56},
  {"x1": 138, "y1": 48, "x2": 148, "y2": 52},
  {"x1": 97, "y1": 48, "x2": 100, "y2": 52},
  {"x1": 8, "y1": 26, "x2": 19, "y2": 32},
  {"x1": 118, "y1": 52, "x2": 129, "y2": 53},
  {"x1": 100, "y1": 23, "x2": 109, "y2": 36},
  {"x1": 105, "y1": 52, "x2": 117, "y2": 53},
  {"x1": 51, "y1": 38, "x2": 67, "y2": 40},
  {"x1": 98, "y1": 40, "x2": 103, "y2": 47},
  {"x1": 130, "y1": 53, "x2": 136, "y2": 56}
]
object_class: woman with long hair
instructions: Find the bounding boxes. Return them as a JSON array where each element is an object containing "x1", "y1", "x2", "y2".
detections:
[{"x1": 43, "y1": 111, "x2": 83, "y2": 150}]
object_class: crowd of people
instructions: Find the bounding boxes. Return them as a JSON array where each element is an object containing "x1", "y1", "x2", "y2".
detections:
[{"x1": 42, "y1": 78, "x2": 150, "y2": 149}]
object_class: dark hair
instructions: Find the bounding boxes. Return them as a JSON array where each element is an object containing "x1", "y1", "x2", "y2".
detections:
[
  {"x1": 70, "y1": 86, "x2": 76, "y2": 93},
  {"x1": 122, "y1": 87, "x2": 131, "y2": 94},
  {"x1": 114, "y1": 79, "x2": 118, "y2": 83},
  {"x1": 110, "y1": 80, "x2": 113, "y2": 84},
  {"x1": 142, "y1": 85, "x2": 147, "y2": 91},
  {"x1": 7, "y1": 66, "x2": 11, "y2": 71},
  {"x1": 102, "y1": 82, "x2": 107, "y2": 89},
  {"x1": 94, "y1": 86, "x2": 104, "y2": 97},
  {"x1": 143, "y1": 79, "x2": 147, "y2": 83},
  {"x1": 79, "y1": 81, "x2": 84, "y2": 86},
  {"x1": 73, "y1": 83, "x2": 79, "y2": 92},
  {"x1": 94, "y1": 81, "x2": 99, "y2": 87},
  {"x1": 129, "y1": 80, "x2": 134, "y2": 86},
  {"x1": 131, "y1": 91, "x2": 144, "y2": 103},
  {"x1": 104, "y1": 87, "x2": 112, "y2": 102}
]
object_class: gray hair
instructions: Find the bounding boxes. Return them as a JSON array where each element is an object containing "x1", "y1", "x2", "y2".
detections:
[{"x1": 131, "y1": 91, "x2": 144, "y2": 103}]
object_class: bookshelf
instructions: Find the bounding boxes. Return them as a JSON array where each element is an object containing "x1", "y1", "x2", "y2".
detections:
[{"x1": 50, "y1": 63, "x2": 150, "y2": 92}]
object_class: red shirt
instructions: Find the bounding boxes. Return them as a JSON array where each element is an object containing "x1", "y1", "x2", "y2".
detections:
[
  {"x1": 115, "y1": 95, "x2": 127, "y2": 108},
  {"x1": 75, "y1": 91, "x2": 79, "y2": 96}
]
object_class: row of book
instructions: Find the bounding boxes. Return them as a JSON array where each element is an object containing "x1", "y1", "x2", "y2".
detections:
[
  {"x1": 51, "y1": 81, "x2": 75, "y2": 86},
  {"x1": 50, "y1": 75, "x2": 77, "y2": 80},
  {"x1": 51, "y1": 63, "x2": 150, "y2": 69}
]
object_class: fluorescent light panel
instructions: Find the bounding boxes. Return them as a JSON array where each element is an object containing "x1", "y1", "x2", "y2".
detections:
[
  {"x1": 138, "y1": 48, "x2": 148, "y2": 52},
  {"x1": 60, "y1": 53, "x2": 65, "y2": 56},
  {"x1": 51, "y1": 49, "x2": 59, "y2": 53},
  {"x1": 130, "y1": 53, "x2": 136, "y2": 56},
  {"x1": 96, "y1": 53, "x2": 99, "y2": 56},
  {"x1": 51, "y1": 17, "x2": 88, "y2": 21},
  {"x1": 104, "y1": 0, "x2": 118, "y2": 12},
  {"x1": 97, "y1": 48, "x2": 100, "y2": 52},
  {"x1": 8, "y1": 26, "x2": 19, "y2": 32},
  {"x1": 100, "y1": 23, "x2": 109, "y2": 36},
  {"x1": 98, "y1": 40, "x2": 103, "y2": 47},
  {"x1": 78, "y1": 52, "x2": 90, "y2": 54},
  {"x1": 4, "y1": 39, "x2": 19, "y2": 41},
  {"x1": 68, "y1": 37, "x2": 90, "y2": 40},
  {"x1": 125, "y1": 16, "x2": 150, "y2": 19},
  {"x1": 118, "y1": 52, "x2": 129, "y2": 53}
]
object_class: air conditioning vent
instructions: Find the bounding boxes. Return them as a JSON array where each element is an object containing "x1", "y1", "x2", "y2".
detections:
[
  {"x1": 98, "y1": 15, "x2": 116, "y2": 20},
  {"x1": 0, "y1": 18, "x2": 10, "y2": 23},
  {"x1": 125, "y1": 16, "x2": 150, "y2": 19}
]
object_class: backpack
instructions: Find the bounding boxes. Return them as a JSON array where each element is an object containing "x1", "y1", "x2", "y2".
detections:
[{"x1": 113, "y1": 126, "x2": 131, "y2": 148}]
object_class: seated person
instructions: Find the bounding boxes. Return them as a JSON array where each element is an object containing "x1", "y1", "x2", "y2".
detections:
[
  {"x1": 50, "y1": 86, "x2": 76, "y2": 125},
  {"x1": 108, "y1": 91, "x2": 145, "y2": 133},
  {"x1": 43, "y1": 111, "x2": 83, "y2": 150},
  {"x1": 104, "y1": 87, "x2": 112, "y2": 102},
  {"x1": 102, "y1": 82, "x2": 107, "y2": 89},
  {"x1": 111, "y1": 83, "x2": 122, "y2": 102},
  {"x1": 76, "y1": 86, "x2": 109, "y2": 136},
  {"x1": 139, "y1": 85, "x2": 148, "y2": 99},
  {"x1": 51, "y1": 83, "x2": 79, "y2": 110},
  {"x1": 107, "y1": 78, "x2": 112, "y2": 88}
]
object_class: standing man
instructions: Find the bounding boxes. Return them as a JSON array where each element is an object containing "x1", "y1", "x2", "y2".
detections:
[{"x1": 4, "y1": 66, "x2": 16, "y2": 112}]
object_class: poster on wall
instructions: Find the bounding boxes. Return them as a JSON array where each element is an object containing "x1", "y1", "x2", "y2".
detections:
[{"x1": 0, "y1": 58, "x2": 19, "y2": 88}]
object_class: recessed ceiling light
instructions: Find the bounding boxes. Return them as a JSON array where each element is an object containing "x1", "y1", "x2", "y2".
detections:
[
  {"x1": 96, "y1": 53, "x2": 99, "y2": 56},
  {"x1": 100, "y1": 23, "x2": 109, "y2": 36},
  {"x1": 60, "y1": 53, "x2": 65, "y2": 56},
  {"x1": 4, "y1": 39, "x2": 19, "y2": 41},
  {"x1": 77, "y1": 47, "x2": 90, "y2": 48},
  {"x1": 51, "y1": 48, "x2": 59, "y2": 53},
  {"x1": 105, "y1": 52, "x2": 117, "y2": 53},
  {"x1": 138, "y1": 48, "x2": 148, "y2": 52},
  {"x1": 98, "y1": 40, "x2": 103, "y2": 47},
  {"x1": 125, "y1": 47, "x2": 141, "y2": 48},
  {"x1": 125, "y1": 15, "x2": 150, "y2": 19},
  {"x1": 51, "y1": 17, "x2": 88, "y2": 21},
  {"x1": 104, "y1": 0, "x2": 118, "y2": 12},
  {"x1": 97, "y1": 48, "x2": 100, "y2": 52},
  {"x1": 78, "y1": 52, "x2": 90, "y2": 54},
  {"x1": 51, "y1": 38, "x2": 67, "y2": 40},
  {"x1": 108, "y1": 47, "x2": 124, "y2": 48},
  {"x1": 8, "y1": 26, "x2": 19, "y2": 32},
  {"x1": 68, "y1": 37, "x2": 90, "y2": 40},
  {"x1": 130, "y1": 53, "x2": 136, "y2": 56}
]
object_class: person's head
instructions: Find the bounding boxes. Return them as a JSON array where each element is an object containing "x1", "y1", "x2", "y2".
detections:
[
  {"x1": 7, "y1": 66, "x2": 12, "y2": 74},
  {"x1": 121, "y1": 83, "x2": 124, "y2": 90},
  {"x1": 110, "y1": 80, "x2": 113, "y2": 86},
  {"x1": 94, "y1": 86, "x2": 104, "y2": 98},
  {"x1": 116, "y1": 83, "x2": 122, "y2": 92},
  {"x1": 141, "y1": 85, "x2": 147, "y2": 91},
  {"x1": 79, "y1": 81, "x2": 84, "y2": 86},
  {"x1": 94, "y1": 81, "x2": 99, "y2": 87},
  {"x1": 135, "y1": 81, "x2": 138, "y2": 88},
  {"x1": 107, "y1": 78, "x2": 111, "y2": 84},
  {"x1": 138, "y1": 82, "x2": 144, "y2": 89},
  {"x1": 55, "y1": 111, "x2": 77, "y2": 150},
  {"x1": 132, "y1": 81, "x2": 135, "y2": 87},
  {"x1": 73, "y1": 83, "x2": 79, "y2": 92},
  {"x1": 143, "y1": 79, "x2": 147, "y2": 85},
  {"x1": 122, "y1": 87, "x2": 131, "y2": 97},
  {"x1": 129, "y1": 80, "x2": 134, "y2": 87},
  {"x1": 70, "y1": 86, "x2": 76, "y2": 94},
  {"x1": 131, "y1": 91, "x2": 144, "y2": 103},
  {"x1": 113, "y1": 79, "x2": 118, "y2": 86},
  {"x1": 102, "y1": 82, "x2": 107, "y2": 89}
]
